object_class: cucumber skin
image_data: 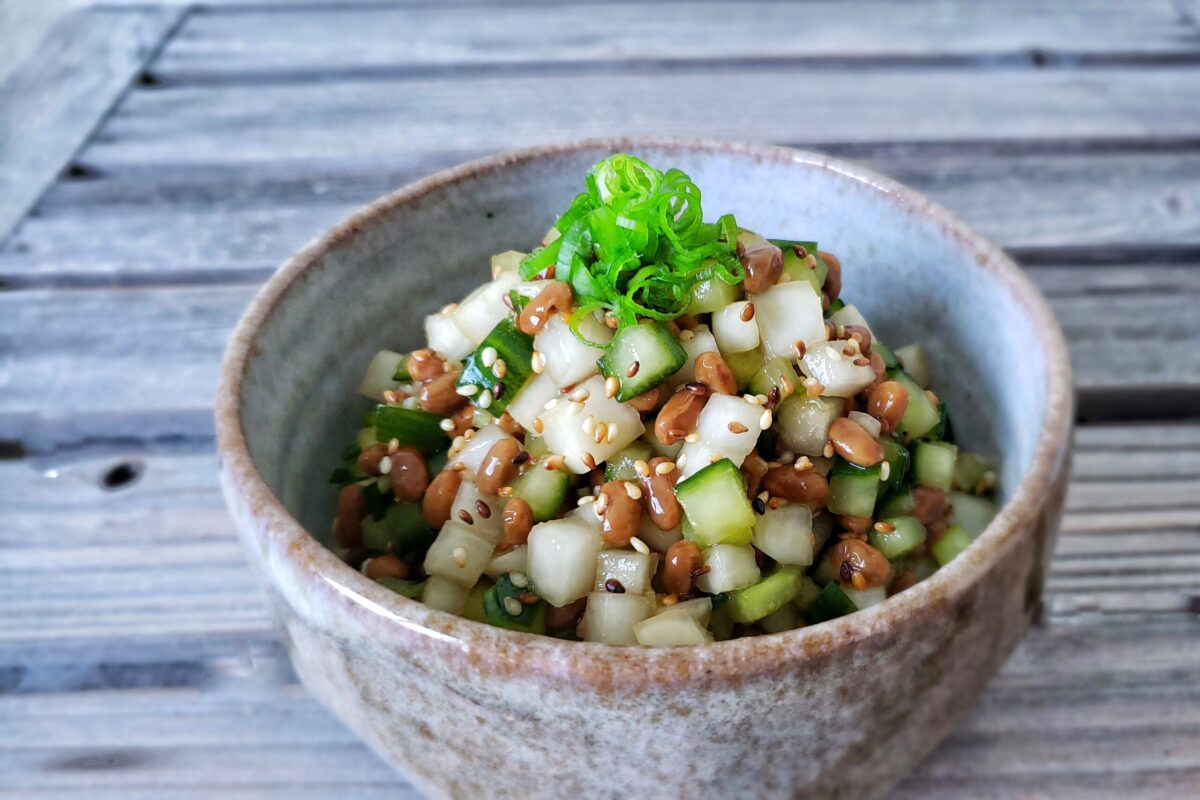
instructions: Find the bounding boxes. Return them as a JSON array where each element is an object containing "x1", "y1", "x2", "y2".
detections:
[
  {"x1": 675, "y1": 459, "x2": 757, "y2": 548},
  {"x1": 511, "y1": 465, "x2": 571, "y2": 522},
  {"x1": 802, "y1": 582, "x2": 858, "y2": 624},
  {"x1": 827, "y1": 460, "x2": 882, "y2": 518},
  {"x1": 484, "y1": 574, "x2": 547, "y2": 633},
  {"x1": 726, "y1": 567, "x2": 807, "y2": 623},
  {"x1": 598, "y1": 322, "x2": 687, "y2": 401},
  {"x1": 458, "y1": 319, "x2": 535, "y2": 414},
  {"x1": 374, "y1": 406, "x2": 449, "y2": 451}
]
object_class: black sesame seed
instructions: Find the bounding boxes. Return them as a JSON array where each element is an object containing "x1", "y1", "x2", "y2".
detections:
[
  {"x1": 604, "y1": 578, "x2": 625, "y2": 594},
  {"x1": 752, "y1": 497, "x2": 766, "y2": 515}
]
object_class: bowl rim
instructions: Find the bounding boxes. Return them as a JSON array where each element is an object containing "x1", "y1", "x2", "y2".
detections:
[{"x1": 215, "y1": 136, "x2": 1073, "y2": 689}]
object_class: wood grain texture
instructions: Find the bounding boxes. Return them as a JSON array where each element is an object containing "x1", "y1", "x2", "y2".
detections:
[
  {"x1": 0, "y1": 6, "x2": 183, "y2": 242},
  {"x1": 3, "y1": 266, "x2": 1198, "y2": 449},
  {"x1": 155, "y1": 0, "x2": 1199, "y2": 79},
  {"x1": 4, "y1": 149, "x2": 1200, "y2": 283}
]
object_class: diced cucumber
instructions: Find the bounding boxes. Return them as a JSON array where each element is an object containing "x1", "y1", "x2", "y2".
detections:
[
  {"x1": 829, "y1": 303, "x2": 874, "y2": 339},
  {"x1": 872, "y1": 341, "x2": 899, "y2": 369},
  {"x1": 426, "y1": 449, "x2": 448, "y2": 476},
  {"x1": 826, "y1": 298, "x2": 845, "y2": 315},
  {"x1": 843, "y1": 585, "x2": 887, "y2": 610},
  {"x1": 927, "y1": 400, "x2": 951, "y2": 442},
  {"x1": 490, "y1": 250, "x2": 526, "y2": 277},
  {"x1": 758, "y1": 604, "x2": 800, "y2": 634},
  {"x1": 423, "y1": 521, "x2": 496, "y2": 587},
  {"x1": 484, "y1": 573, "x2": 546, "y2": 634},
  {"x1": 526, "y1": 517, "x2": 603, "y2": 607},
  {"x1": 827, "y1": 459, "x2": 882, "y2": 518},
  {"x1": 375, "y1": 406, "x2": 448, "y2": 451},
  {"x1": 361, "y1": 503, "x2": 435, "y2": 555},
  {"x1": 753, "y1": 280, "x2": 827, "y2": 359},
  {"x1": 713, "y1": 301, "x2": 761, "y2": 354},
  {"x1": 359, "y1": 349, "x2": 410, "y2": 401},
  {"x1": 694, "y1": 544, "x2": 761, "y2": 594},
  {"x1": 952, "y1": 452, "x2": 996, "y2": 492},
  {"x1": 725, "y1": 566, "x2": 807, "y2": 623},
  {"x1": 462, "y1": 578, "x2": 493, "y2": 623},
  {"x1": 376, "y1": 576, "x2": 425, "y2": 599},
  {"x1": 868, "y1": 515, "x2": 926, "y2": 560},
  {"x1": 914, "y1": 441, "x2": 958, "y2": 490},
  {"x1": 895, "y1": 343, "x2": 933, "y2": 388},
  {"x1": 793, "y1": 575, "x2": 822, "y2": 612},
  {"x1": 932, "y1": 525, "x2": 973, "y2": 566},
  {"x1": 676, "y1": 458, "x2": 757, "y2": 547},
  {"x1": 641, "y1": 428, "x2": 684, "y2": 460},
  {"x1": 605, "y1": 441, "x2": 654, "y2": 481},
  {"x1": 355, "y1": 427, "x2": 378, "y2": 451},
  {"x1": 634, "y1": 607, "x2": 712, "y2": 646},
  {"x1": 772, "y1": 239, "x2": 824, "y2": 294},
  {"x1": 752, "y1": 504, "x2": 815, "y2": 566},
  {"x1": 887, "y1": 368, "x2": 940, "y2": 441},
  {"x1": 598, "y1": 321, "x2": 687, "y2": 401},
  {"x1": 876, "y1": 487, "x2": 916, "y2": 518},
  {"x1": 775, "y1": 395, "x2": 843, "y2": 457},
  {"x1": 593, "y1": 549, "x2": 657, "y2": 595},
  {"x1": 637, "y1": 514, "x2": 682, "y2": 553},
  {"x1": 421, "y1": 575, "x2": 469, "y2": 614},
  {"x1": 524, "y1": 435, "x2": 549, "y2": 458},
  {"x1": 948, "y1": 492, "x2": 998, "y2": 538},
  {"x1": 653, "y1": 596, "x2": 712, "y2": 627},
  {"x1": 799, "y1": 340, "x2": 875, "y2": 397},
  {"x1": 725, "y1": 348, "x2": 765, "y2": 389},
  {"x1": 879, "y1": 437, "x2": 911, "y2": 495},
  {"x1": 510, "y1": 461, "x2": 571, "y2": 522},
  {"x1": 583, "y1": 591, "x2": 655, "y2": 645},
  {"x1": 688, "y1": 271, "x2": 742, "y2": 315},
  {"x1": 802, "y1": 582, "x2": 857, "y2": 624},
  {"x1": 708, "y1": 604, "x2": 734, "y2": 641},
  {"x1": 484, "y1": 545, "x2": 527, "y2": 579},
  {"x1": 811, "y1": 511, "x2": 834, "y2": 552},
  {"x1": 457, "y1": 318, "x2": 534, "y2": 414},
  {"x1": 536, "y1": 310, "x2": 612, "y2": 388},
  {"x1": 360, "y1": 482, "x2": 392, "y2": 521},
  {"x1": 749, "y1": 357, "x2": 800, "y2": 399}
]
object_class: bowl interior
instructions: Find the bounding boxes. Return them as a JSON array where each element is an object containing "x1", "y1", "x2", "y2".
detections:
[{"x1": 235, "y1": 144, "x2": 1049, "y2": 550}]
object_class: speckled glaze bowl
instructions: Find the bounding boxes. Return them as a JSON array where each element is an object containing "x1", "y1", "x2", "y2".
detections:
[{"x1": 215, "y1": 138, "x2": 1073, "y2": 800}]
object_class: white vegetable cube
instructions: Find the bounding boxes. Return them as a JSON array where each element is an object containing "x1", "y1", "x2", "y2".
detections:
[
  {"x1": 753, "y1": 504, "x2": 816, "y2": 566},
  {"x1": 527, "y1": 517, "x2": 603, "y2": 607},
  {"x1": 425, "y1": 311, "x2": 474, "y2": 362},
  {"x1": 694, "y1": 544, "x2": 761, "y2": 594},
  {"x1": 423, "y1": 521, "x2": 496, "y2": 587},
  {"x1": 799, "y1": 341, "x2": 876, "y2": 398},
  {"x1": 844, "y1": 585, "x2": 887, "y2": 610},
  {"x1": 484, "y1": 545, "x2": 527, "y2": 579},
  {"x1": 452, "y1": 272, "x2": 520, "y2": 344},
  {"x1": 448, "y1": 424, "x2": 518, "y2": 474},
  {"x1": 669, "y1": 325, "x2": 719, "y2": 385},
  {"x1": 654, "y1": 596, "x2": 712, "y2": 627},
  {"x1": 848, "y1": 410, "x2": 882, "y2": 439},
  {"x1": 449, "y1": 478, "x2": 503, "y2": 542},
  {"x1": 829, "y1": 303, "x2": 875, "y2": 338},
  {"x1": 637, "y1": 514, "x2": 682, "y2": 553},
  {"x1": 634, "y1": 608, "x2": 712, "y2": 646},
  {"x1": 753, "y1": 281, "x2": 826, "y2": 359},
  {"x1": 758, "y1": 604, "x2": 799, "y2": 634},
  {"x1": 540, "y1": 375, "x2": 645, "y2": 473},
  {"x1": 421, "y1": 575, "x2": 470, "y2": 615},
  {"x1": 713, "y1": 301, "x2": 760, "y2": 354},
  {"x1": 582, "y1": 591, "x2": 655, "y2": 645},
  {"x1": 677, "y1": 394, "x2": 763, "y2": 480},
  {"x1": 776, "y1": 395, "x2": 844, "y2": 457},
  {"x1": 505, "y1": 371, "x2": 558, "y2": 433},
  {"x1": 535, "y1": 311, "x2": 612, "y2": 388},
  {"x1": 593, "y1": 550, "x2": 657, "y2": 595},
  {"x1": 490, "y1": 250, "x2": 527, "y2": 277},
  {"x1": 677, "y1": 442, "x2": 721, "y2": 481},
  {"x1": 570, "y1": 498, "x2": 603, "y2": 531},
  {"x1": 948, "y1": 491, "x2": 998, "y2": 538},
  {"x1": 895, "y1": 343, "x2": 933, "y2": 388},
  {"x1": 358, "y1": 349, "x2": 409, "y2": 402}
]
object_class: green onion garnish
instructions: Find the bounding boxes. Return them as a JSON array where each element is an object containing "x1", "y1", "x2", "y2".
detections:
[{"x1": 519, "y1": 154, "x2": 744, "y2": 342}]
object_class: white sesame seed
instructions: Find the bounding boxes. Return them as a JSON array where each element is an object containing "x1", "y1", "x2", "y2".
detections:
[
  {"x1": 679, "y1": 329, "x2": 695, "y2": 342},
  {"x1": 630, "y1": 537, "x2": 650, "y2": 555},
  {"x1": 438, "y1": 418, "x2": 456, "y2": 432},
  {"x1": 577, "y1": 495, "x2": 596, "y2": 506},
  {"x1": 440, "y1": 302, "x2": 458, "y2": 315},
  {"x1": 655, "y1": 461, "x2": 676, "y2": 476},
  {"x1": 742, "y1": 393, "x2": 758, "y2": 404},
  {"x1": 604, "y1": 376, "x2": 620, "y2": 399},
  {"x1": 492, "y1": 359, "x2": 507, "y2": 379},
  {"x1": 708, "y1": 452, "x2": 722, "y2": 464},
  {"x1": 823, "y1": 442, "x2": 835, "y2": 458},
  {"x1": 456, "y1": 384, "x2": 480, "y2": 397},
  {"x1": 569, "y1": 387, "x2": 591, "y2": 403},
  {"x1": 451, "y1": 546, "x2": 467, "y2": 568},
  {"x1": 793, "y1": 455, "x2": 814, "y2": 473},
  {"x1": 531, "y1": 351, "x2": 546, "y2": 374},
  {"x1": 757, "y1": 490, "x2": 769, "y2": 503},
  {"x1": 624, "y1": 482, "x2": 642, "y2": 500},
  {"x1": 728, "y1": 421, "x2": 749, "y2": 434},
  {"x1": 593, "y1": 421, "x2": 608, "y2": 444},
  {"x1": 503, "y1": 596, "x2": 524, "y2": 616},
  {"x1": 402, "y1": 396, "x2": 420, "y2": 410},
  {"x1": 684, "y1": 432, "x2": 700, "y2": 444},
  {"x1": 569, "y1": 401, "x2": 585, "y2": 416},
  {"x1": 532, "y1": 417, "x2": 545, "y2": 434},
  {"x1": 480, "y1": 346, "x2": 498, "y2": 368},
  {"x1": 509, "y1": 571, "x2": 529, "y2": 588},
  {"x1": 543, "y1": 398, "x2": 558, "y2": 411},
  {"x1": 477, "y1": 389, "x2": 494, "y2": 409},
  {"x1": 606, "y1": 422, "x2": 618, "y2": 443},
  {"x1": 595, "y1": 494, "x2": 609, "y2": 514},
  {"x1": 677, "y1": 453, "x2": 688, "y2": 468},
  {"x1": 880, "y1": 462, "x2": 892, "y2": 481},
  {"x1": 463, "y1": 429, "x2": 476, "y2": 440},
  {"x1": 826, "y1": 344, "x2": 842, "y2": 361},
  {"x1": 634, "y1": 459, "x2": 651, "y2": 477},
  {"x1": 379, "y1": 456, "x2": 393, "y2": 475},
  {"x1": 388, "y1": 437, "x2": 400, "y2": 450},
  {"x1": 759, "y1": 409, "x2": 773, "y2": 430},
  {"x1": 582, "y1": 414, "x2": 596, "y2": 435}
]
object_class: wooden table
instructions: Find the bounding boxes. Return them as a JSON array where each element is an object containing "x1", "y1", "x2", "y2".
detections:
[{"x1": 3, "y1": 2, "x2": 1199, "y2": 797}]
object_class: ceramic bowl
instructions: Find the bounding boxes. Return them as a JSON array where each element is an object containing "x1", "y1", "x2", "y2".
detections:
[{"x1": 215, "y1": 138, "x2": 1073, "y2": 799}]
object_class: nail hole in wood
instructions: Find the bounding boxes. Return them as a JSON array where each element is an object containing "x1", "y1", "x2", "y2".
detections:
[
  {"x1": 136, "y1": 71, "x2": 160, "y2": 87},
  {"x1": 65, "y1": 163, "x2": 94, "y2": 180},
  {"x1": 102, "y1": 462, "x2": 142, "y2": 491},
  {"x1": 1029, "y1": 49, "x2": 1048, "y2": 67}
]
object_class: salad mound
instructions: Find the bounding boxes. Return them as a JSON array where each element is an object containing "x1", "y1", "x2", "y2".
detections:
[{"x1": 329, "y1": 154, "x2": 998, "y2": 646}]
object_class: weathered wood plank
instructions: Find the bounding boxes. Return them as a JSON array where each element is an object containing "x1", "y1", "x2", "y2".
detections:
[
  {"x1": 5, "y1": 149, "x2": 1200, "y2": 282},
  {"x1": 0, "y1": 6, "x2": 183, "y2": 243},
  {"x1": 74, "y1": 67, "x2": 1200, "y2": 174},
  {"x1": 2, "y1": 423, "x2": 1196, "y2": 661},
  {"x1": 2, "y1": 266, "x2": 1197, "y2": 448},
  {"x1": 155, "y1": 0, "x2": 1198, "y2": 80}
]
